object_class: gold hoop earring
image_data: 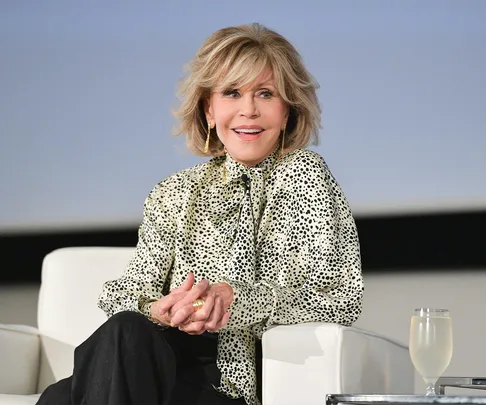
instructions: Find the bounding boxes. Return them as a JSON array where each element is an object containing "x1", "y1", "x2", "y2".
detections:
[{"x1": 204, "y1": 121, "x2": 211, "y2": 154}]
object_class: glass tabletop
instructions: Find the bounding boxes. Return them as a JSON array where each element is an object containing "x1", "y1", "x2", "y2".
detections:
[{"x1": 326, "y1": 395, "x2": 486, "y2": 405}]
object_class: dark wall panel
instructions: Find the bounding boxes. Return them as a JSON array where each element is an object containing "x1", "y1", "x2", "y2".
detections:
[{"x1": 1, "y1": 210, "x2": 485, "y2": 283}]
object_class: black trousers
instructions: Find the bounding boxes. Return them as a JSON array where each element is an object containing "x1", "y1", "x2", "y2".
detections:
[{"x1": 36, "y1": 311, "x2": 254, "y2": 405}]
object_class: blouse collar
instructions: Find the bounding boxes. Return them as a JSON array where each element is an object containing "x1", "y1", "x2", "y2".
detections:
[{"x1": 223, "y1": 147, "x2": 280, "y2": 183}]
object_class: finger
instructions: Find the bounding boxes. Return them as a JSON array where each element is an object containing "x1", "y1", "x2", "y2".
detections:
[
  {"x1": 170, "y1": 272, "x2": 195, "y2": 293},
  {"x1": 155, "y1": 290, "x2": 188, "y2": 317},
  {"x1": 179, "y1": 322, "x2": 206, "y2": 335},
  {"x1": 181, "y1": 272, "x2": 195, "y2": 290},
  {"x1": 190, "y1": 293, "x2": 215, "y2": 323},
  {"x1": 214, "y1": 310, "x2": 231, "y2": 331},
  {"x1": 160, "y1": 277, "x2": 208, "y2": 316},
  {"x1": 170, "y1": 279, "x2": 210, "y2": 315},
  {"x1": 158, "y1": 279, "x2": 210, "y2": 325},
  {"x1": 171, "y1": 290, "x2": 214, "y2": 327},
  {"x1": 171, "y1": 291, "x2": 212, "y2": 326},
  {"x1": 179, "y1": 320, "x2": 206, "y2": 335},
  {"x1": 169, "y1": 304, "x2": 195, "y2": 327},
  {"x1": 181, "y1": 313, "x2": 192, "y2": 325},
  {"x1": 205, "y1": 296, "x2": 223, "y2": 332}
]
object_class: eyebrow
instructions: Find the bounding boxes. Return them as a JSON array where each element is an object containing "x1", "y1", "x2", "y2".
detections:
[{"x1": 219, "y1": 80, "x2": 276, "y2": 91}]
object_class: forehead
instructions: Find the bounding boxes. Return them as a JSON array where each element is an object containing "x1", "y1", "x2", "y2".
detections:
[{"x1": 240, "y1": 69, "x2": 275, "y2": 91}]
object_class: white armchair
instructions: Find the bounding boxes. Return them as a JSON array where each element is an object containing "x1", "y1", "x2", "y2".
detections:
[{"x1": 0, "y1": 247, "x2": 414, "y2": 405}]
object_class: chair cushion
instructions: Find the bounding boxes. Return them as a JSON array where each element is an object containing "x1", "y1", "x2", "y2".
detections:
[
  {"x1": 0, "y1": 394, "x2": 41, "y2": 405},
  {"x1": 0, "y1": 324, "x2": 40, "y2": 395}
]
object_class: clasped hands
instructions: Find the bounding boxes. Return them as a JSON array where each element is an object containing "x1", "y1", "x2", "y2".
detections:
[{"x1": 150, "y1": 272, "x2": 233, "y2": 335}]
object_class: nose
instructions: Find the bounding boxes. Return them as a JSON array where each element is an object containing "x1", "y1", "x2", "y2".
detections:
[{"x1": 239, "y1": 94, "x2": 259, "y2": 118}]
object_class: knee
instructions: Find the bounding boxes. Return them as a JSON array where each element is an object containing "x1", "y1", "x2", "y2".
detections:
[
  {"x1": 109, "y1": 310, "x2": 147, "y2": 326},
  {"x1": 102, "y1": 311, "x2": 151, "y2": 340},
  {"x1": 106, "y1": 310, "x2": 149, "y2": 329},
  {"x1": 75, "y1": 311, "x2": 153, "y2": 360}
]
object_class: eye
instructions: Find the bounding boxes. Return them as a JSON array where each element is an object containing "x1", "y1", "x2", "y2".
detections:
[
  {"x1": 222, "y1": 89, "x2": 240, "y2": 98},
  {"x1": 258, "y1": 89, "x2": 274, "y2": 99}
]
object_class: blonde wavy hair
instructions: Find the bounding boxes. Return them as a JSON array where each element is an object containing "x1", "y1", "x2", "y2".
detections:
[{"x1": 173, "y1": 23, "x2": 321, "y2": 156}]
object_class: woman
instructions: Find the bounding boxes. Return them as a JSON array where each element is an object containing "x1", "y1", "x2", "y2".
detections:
[{"x1": 37, "y1": 23, "x2": 363, "y2": 405}]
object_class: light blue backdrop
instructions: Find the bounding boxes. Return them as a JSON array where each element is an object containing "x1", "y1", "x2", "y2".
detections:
[{"x1": 1, "y1": 0, "x2": 485, "y2": 232}]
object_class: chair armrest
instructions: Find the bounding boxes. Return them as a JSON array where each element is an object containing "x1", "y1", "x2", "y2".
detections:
[
  {"x1": 262, "y1": 323, "x2": 413, "y2": 405},
  {"x1": 0, "y1": 324, "x2": 41, "y2": 395}
]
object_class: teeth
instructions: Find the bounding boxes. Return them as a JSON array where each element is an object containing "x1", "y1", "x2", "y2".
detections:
[{"x1": 234, "y1": 129, "x2": 262, "y2": 134}]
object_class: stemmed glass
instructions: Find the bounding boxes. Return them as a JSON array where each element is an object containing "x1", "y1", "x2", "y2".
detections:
[{"x1": 409, "y1": 308, "x2": 453, "y2": 396}]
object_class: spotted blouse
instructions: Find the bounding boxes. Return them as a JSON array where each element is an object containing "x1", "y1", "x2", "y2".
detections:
[{"x1": 98, "y1": 147, "x2": 364, "y2": 405}]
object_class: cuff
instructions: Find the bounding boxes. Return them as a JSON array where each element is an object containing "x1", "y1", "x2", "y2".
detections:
[{"x1": 221, "y1": 278, "x2": 274, "y2": 328}]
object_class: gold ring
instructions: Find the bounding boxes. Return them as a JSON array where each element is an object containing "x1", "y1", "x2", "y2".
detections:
[{"x1": 192, "y1": 298, "x2": 205, "y2": 310}]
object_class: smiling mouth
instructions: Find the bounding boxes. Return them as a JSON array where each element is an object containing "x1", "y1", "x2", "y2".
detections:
[
  {"x1": 233, "y1": 129, "x2": 264, "y2": 135},
  {"x1": 232, "y1": 129, "x2": 264, "y2": 141}
]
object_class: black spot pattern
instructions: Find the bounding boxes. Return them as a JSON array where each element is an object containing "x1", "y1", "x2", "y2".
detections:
[{"x1": 98, "y1": 148, "x2": 364, "y2": 405}]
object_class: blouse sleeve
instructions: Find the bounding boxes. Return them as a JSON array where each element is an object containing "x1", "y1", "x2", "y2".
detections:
[
  {"x1": 221, "y1": 154, "x2": 363, "y2": 330},
  {"x1": 97, "y1": 182, "x2": 177, "y2": 318}
]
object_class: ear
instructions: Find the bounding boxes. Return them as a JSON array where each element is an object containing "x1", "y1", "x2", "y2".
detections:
[{"x1": 204, "y1": 98, "x2": 214, "y2": 127}]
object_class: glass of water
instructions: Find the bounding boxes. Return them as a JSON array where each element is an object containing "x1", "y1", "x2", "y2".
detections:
[{"x1": 409, "y1": 308, "x2": 453, "y2": 395}]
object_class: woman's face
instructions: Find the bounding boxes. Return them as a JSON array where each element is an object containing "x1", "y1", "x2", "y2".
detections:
[{"x1": 205, "y1": 69, "x2": 288, "y2": 167}]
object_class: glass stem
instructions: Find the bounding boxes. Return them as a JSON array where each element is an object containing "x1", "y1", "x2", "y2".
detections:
[{"x1": 425, "y1": 382, "x2": 437, "y2": 396}]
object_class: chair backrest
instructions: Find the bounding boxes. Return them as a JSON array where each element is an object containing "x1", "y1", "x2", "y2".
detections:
[
  {"x1": 38, "y1": 246, "x2": 135, "y2": 346},
  {"x1": 36, "y1": 246, "x2": 136, "y2": 391}
]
